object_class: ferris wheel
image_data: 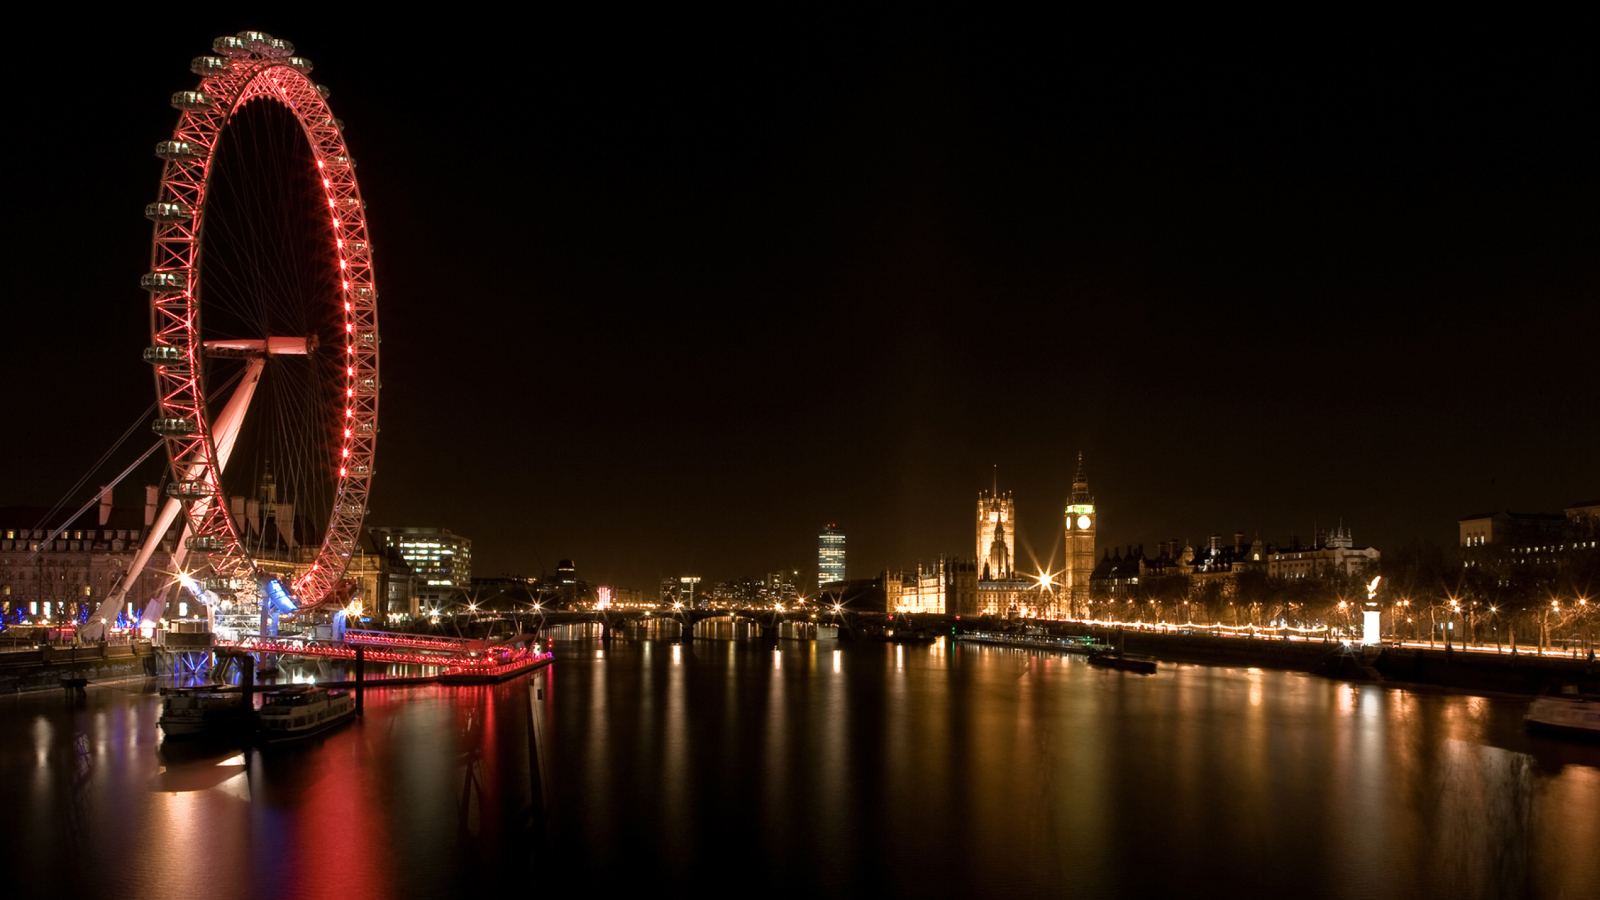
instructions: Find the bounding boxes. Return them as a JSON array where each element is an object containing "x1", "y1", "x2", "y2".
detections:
[{"x1": 137, "y1": 31, "x2": 379, "y2": 626}]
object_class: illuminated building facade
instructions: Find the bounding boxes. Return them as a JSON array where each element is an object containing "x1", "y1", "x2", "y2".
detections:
[
  {"x1": 764, "y1": 570, "x2": 800, "y2": 605},
  {"x1": 370, "y1": 526, "x2": 472, "y2": 605},
  {"x1": 1063, "y1": 453, "x2": 1096, "y2": 617},
  {"x1": 1458, "y1": 501, "x2": 1599, "y2": 573},
  {"x1": 0, "y1": 487, "x2": 179, "y2": 625},
  {"x1": 609, "y1": 587, "x2": 650, "y2": 609},
  {"x1": 1092, "y1": 528, "x2": 1377, "y2": 601},
  {"x1": 1266, "y1": 526, "x2": 1378, "y2": 579},
  {"x1": 679, "y1": 575, "x2": 702, "y2": 608},
  {"x1": 818, "y1": 524, "x2": 846, "y2": 588},
  {"x1": 886, "y1": 557, "x2": 976, "y2": 615},
  {"x1": 1093, "y1": 534, "x2": 1267, "y2": 600}
]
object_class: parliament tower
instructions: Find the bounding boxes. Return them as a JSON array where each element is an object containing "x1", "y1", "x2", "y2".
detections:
[
  {"x1": 1063, "y1": 453, "x2": 1095, "y2": 617},
  {"x1": 976, "y1": 469, "x2": 1014, "y2": 580}
]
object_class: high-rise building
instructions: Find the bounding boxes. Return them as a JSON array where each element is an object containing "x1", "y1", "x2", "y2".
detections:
[
  {"x1": 818, "y1": 524, "x2": 846, "y2": 589},
  {"x1": 370, "y1": 527, "x2": 472, "y2": 604},
  {"x1": 976, "y1": 470, "x2": 1015, "y2": 580},
  {"x1": 1063, "y1": 453, "x2": 1096, "y2": 618},
  {"x1": 678, "y1": 575, "x2": 702, "y2": 608}
]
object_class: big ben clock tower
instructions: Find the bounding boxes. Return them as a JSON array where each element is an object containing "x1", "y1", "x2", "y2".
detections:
[{"x1": 1063, "y1": 452, "x2": 1095, "y2": 618}]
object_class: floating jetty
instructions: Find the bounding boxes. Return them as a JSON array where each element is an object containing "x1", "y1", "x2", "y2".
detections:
[
  {"x1": 214, "y1": 628, "x2": 554, "y2": 689},
  {"x1": 438, "y1": 651, "x2": 553, "y2": 684}
]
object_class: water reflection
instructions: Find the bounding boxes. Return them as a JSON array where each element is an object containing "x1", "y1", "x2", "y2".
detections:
[{"x1": 2, "y1": 640, "x2": 1599, "y2": 899}]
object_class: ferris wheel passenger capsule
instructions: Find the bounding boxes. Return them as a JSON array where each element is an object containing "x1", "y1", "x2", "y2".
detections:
[
  {"x1": 237, "y1": 31, "x2": 273, "y2": 53},
  {"x1": 170, "y1": 91, "x2": 216, "y2": 111},
  {"x1": 264, "y1": 38, "x2": 295, "y2": 58},
  {"x1": 142, "y1": 345, "x2": 186, "y2": 363},
  {"x1": 185, "y1": 535, "x2": 225, "y2": 552},
  {"x1": 212, "y1": 35, "x2": 251, "y2": 57},
  {"x1": 287, "y1": 57, "x2": 313, "y2": 74},
  {"x1": 164, "y1": 481, "x2": 211, "y2": 500},
  {"x1": 140, "y1": 271, "x2": 188, "y2": 291},
  {"x1": 144, "y1": 201, "x2": 193, "y2": 223},
  {"x1": 189, "y1": 56, "x2": 230, "y2": 77},
  {"x1": 152, "y1": 417, "x2": 199, "y2": 437},
  {"x1": 155, "y1": 140, "x2": 207, "y2": 162},
  {"x1": 315, "y1": 84, "x2": 330, "y2": 99}
]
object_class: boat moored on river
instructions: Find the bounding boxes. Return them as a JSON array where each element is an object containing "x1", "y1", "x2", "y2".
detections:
[
  {"x1": 257, "y1": 685, "x2": 356, "y2": 742},
  {"x1": 158, "y1": 685, "x2": 255, "y2": 737},
  {"x1": 1525, "y1": 686, "x2": 1600, "y2": 740},
  {"x1": 1087, "y1": 653, "x2": 1158, "y2": 675}
]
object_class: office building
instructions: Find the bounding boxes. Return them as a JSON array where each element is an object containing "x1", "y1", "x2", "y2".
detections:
[
  {"x1": 369, "y1": 526, "x2": 472, "y2": 605},
  {"x1": 818, "y1": 524, "x2": 846, "y2": 588}
]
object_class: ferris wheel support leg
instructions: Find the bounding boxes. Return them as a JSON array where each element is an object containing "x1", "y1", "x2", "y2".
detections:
[
  {"x1": 81, "y1": 359, "x2": 266, "y2": 641},
  {"x1": 80, "y1": 493, "x2": 185, "y2": 642}
]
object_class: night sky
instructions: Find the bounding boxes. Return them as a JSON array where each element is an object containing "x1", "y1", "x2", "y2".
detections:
[{"x1": 7, "y1": 11, "x2": 1596, "y2": 592}]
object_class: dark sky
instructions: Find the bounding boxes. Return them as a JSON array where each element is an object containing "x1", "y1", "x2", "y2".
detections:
[{"x1": 6, "y1": 11, "x2": 1597, "y2": 592}]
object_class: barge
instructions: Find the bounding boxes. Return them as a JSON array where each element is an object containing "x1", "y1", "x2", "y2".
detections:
[{"x1": 158, "y1": 684, "x2": 255, "y2": 737}]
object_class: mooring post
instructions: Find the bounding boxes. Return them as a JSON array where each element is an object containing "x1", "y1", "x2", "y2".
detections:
[
  {"x1": 240, "y1": 654, "x2": 254, "y2": 709},
  {"x1": 355, "y1": 646, "x2": 365, "y2": 716}
]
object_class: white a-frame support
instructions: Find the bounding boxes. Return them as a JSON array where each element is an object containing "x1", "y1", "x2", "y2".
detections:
[{"x1": 81, "y1": 357, "x2": 266, "y2": 640}]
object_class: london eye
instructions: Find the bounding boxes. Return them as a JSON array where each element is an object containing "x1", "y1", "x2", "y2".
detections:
[{"x1": 131, "y1": 31, "x2": 379, "y2": 634}]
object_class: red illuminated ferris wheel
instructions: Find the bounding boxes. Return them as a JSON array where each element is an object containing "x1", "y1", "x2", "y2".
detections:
[{"x1": 142, "y1": 31, "x2": 378, "y2": 619}]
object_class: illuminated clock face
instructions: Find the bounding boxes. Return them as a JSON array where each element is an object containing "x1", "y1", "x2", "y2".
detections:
[{"x1": 1077, "y1": 515, "x2": 1092, "y2": 530}]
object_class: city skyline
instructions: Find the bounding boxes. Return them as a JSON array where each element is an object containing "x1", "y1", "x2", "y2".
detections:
[
  {"x1": 2, "y1": 12, "x2": 1595, "y2": 593},
  {"x1": 2, "y1": 18, "x2": 1595, "y2": 900}
]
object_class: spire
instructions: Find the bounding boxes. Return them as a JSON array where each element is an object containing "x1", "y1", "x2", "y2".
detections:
[{"x1": 1070, "y1": 451, "x2": 1091, "y2": 504}]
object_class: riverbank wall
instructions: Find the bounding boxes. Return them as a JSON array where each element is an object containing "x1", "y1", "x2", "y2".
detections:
[
  {"x1": 0, "y1": 642, "x2": 158, "y2": 693},
  {"x1": 1063, "y1": 624, "x2": 1598, "y2": 696}
]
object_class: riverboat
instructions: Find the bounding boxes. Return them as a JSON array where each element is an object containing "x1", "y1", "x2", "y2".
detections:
[
  {"x1": 1525, "y1": 686, "x2": 1600, "y2": 740},
  {"x1": 1087, "y1": 653, "x2": 1158, "y2": 675},
  {"x1": 957, "y1": 632, "x2": 1111, "y2": 655},
  {"x1": 256, "y1": 685, "x2": 355, "y2": 742},
  {"x1": 158, "y1": 685, "x2": 254, "y2": 736}
]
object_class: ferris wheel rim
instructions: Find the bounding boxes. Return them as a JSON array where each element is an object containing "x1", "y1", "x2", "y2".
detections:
[{"x1": 144, "y1": 35, "x2": 379, "y2": 612}]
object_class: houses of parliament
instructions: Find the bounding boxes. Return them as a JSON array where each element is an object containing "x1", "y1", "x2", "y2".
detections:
[{"x1": 887, "y1": 454, "x2": 1096, "y2": 617}]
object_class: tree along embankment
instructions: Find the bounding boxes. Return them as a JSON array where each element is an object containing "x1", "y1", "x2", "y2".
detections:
[{"x1": 1068, "y1": 624, "x2": 1598, "y2": 696}]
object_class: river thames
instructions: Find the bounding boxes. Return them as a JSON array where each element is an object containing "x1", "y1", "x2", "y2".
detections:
[{"x1": 4, "y1": 636, "x2": 1597, "y2": 899}]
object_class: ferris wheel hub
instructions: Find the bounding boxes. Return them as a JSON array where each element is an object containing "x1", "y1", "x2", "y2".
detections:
[{"x1": 203, "y1": 337, "x2": 316, "y2": 357}]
